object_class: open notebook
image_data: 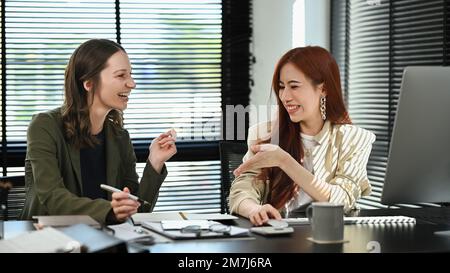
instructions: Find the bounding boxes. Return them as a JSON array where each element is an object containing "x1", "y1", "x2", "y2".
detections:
[{"x1": 142, "y1": 220, "x2": 249, "y2": 240}]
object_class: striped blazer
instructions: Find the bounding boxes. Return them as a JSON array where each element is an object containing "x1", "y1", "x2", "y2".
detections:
[{"x1": 228, "y1": 120, "x2": 376, "y2": 214}]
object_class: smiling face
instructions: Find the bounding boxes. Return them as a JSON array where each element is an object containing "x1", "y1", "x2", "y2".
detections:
[
  {"x1": 278, "y1": 62, "x2": 325, "y2": 126},
  {"x1": 88, "y1": 50, "x2": 136, "y2": 112}
]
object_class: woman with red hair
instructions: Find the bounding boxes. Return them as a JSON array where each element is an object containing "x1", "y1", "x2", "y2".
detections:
[{"x1": 229, "y1": 46, "x2": 375, "y2": 226}]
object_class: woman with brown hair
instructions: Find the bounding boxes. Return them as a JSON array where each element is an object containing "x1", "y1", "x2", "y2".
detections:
[
  {"x1": 20, "y1": 39, "x2": 177, "y2": 224},
  {"x1": 229, "y1": 46, "x2": 375, "y2": 226}
]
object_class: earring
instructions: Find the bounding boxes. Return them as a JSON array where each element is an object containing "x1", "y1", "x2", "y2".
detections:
[{"x1": 320, "y1": 96, "x2": 327, "y2": 120}]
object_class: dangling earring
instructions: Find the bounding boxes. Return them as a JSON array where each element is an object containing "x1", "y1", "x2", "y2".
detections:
[{"x1": 320, "y1": 96, "x2": 327, "y2": 120}]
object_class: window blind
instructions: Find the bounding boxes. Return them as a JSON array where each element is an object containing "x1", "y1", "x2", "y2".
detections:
[
  {"x1": 119, "y1": 0, "x2": 223, "y2": 212},
  {"x1": 347, "y1": 0, "x2": 391, "y2": 209},
  {"x1": 120, "y1": 0, "x2": 222, "y2": 140},
  {"x1": 4, "y1": 0, "x2": 116, "y2": 141},
  {"x1": 1, "y1": 1, "x2": 5, "y2": 174},
  {"x1": 137, "y1": 161, "x2": 221, "y2": 212},
  {"x1": 330, "y1": 0, "x2": 347, "y2": 102},
  {"x1": 331, "y1": 0, "x2": 448, "y2": 209}
]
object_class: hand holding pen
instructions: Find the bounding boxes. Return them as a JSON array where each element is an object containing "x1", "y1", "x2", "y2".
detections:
[
  {"x1": 101, "y1": 184, "x2": 143, "y2": 222},
  {"x1": 101, "y1": 184, "x2": 150, "y2": 205}
]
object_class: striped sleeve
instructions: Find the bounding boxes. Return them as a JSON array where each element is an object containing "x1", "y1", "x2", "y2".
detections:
[{"x1": 326, "y1": 126, "x2": 375, "y2": 212}]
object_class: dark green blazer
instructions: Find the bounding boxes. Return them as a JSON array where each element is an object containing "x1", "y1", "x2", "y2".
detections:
[{"x1": 20, "y1": 108, "x2": 167, "y2": 224}]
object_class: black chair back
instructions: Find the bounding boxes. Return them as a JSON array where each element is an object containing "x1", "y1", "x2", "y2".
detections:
[{"x1": 219, "y1": 141, "x2": 248, "y2": 213}]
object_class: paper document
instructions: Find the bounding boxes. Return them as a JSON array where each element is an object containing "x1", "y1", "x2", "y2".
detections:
[
  {"x1": 131, "y1": 212, "x2": 184, "y2": 224},
  {"x1": 132, "y1": 212, "x2": 238, "y2": 225},
  {"x1": 161, "y1": 220, "x2": 211, "y2": 230},
  {"x1": 0, "y1": 227, "x2": 80, "y2": 253},
  {"x1": 184, "y1": 213, "x2": 238, "y2": 220}
]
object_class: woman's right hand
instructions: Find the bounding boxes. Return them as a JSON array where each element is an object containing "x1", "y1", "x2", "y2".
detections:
[
  {"x1": 248, "y1": 204, "x2": 282, "y2": 226},
  {"x1": 110, "y1": 187, "x2": 140, "y2": 222},
  {"x1": 148, "y1": 128, "x2": 177, "y2": 173}
]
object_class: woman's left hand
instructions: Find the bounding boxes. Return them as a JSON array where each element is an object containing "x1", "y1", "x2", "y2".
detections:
[
  {"x1": 148, "y1": 128, "x2": 177, "y2": 173},
  {"x1": 233, "y1": 144, "x2": 289, "y2": 176}
]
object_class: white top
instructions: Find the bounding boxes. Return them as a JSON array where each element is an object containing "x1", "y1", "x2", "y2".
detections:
[
  {"x1": 300, "y1": 133, "x2": 316, "y2": 173},
  {"x1": 285, "y1": 133, "x2": 317, "y2": 212}
]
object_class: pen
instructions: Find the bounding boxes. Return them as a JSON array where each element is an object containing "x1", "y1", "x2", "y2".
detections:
[
  {"x1": 179, "y1": 211, "x2": 188, "y2": 220},
  {"x1": 100, "y1": 184, "x2": 150, "y2": 205}
]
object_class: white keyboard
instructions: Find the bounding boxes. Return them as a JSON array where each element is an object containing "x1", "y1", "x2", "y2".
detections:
[{"x1": 284, "y1": 216, "x2": 416, "y2": 225}]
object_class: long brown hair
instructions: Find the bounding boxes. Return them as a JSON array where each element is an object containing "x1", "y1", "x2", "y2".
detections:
[
  {"x1": 259, "y1": 46, "x2": 351, "y2": 209},
  {"x1": 62, "y1": 39, "x2": 125, "y2": 148}
]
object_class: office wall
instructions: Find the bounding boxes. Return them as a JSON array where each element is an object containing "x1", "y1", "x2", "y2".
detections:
[
  {"x1": 305, "y1": 0, "x2": 330, "y2": 47},
  {"x1": 250, "y1": 0, "x2": 294, "y2": 126},
  {"x1": 250, "y1": 0, "x2": 330, "y2": 125}
]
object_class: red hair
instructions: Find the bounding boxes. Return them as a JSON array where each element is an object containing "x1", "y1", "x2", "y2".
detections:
[{"x1": 258, "y1": 46, "x2": 351, "y2": 209}]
